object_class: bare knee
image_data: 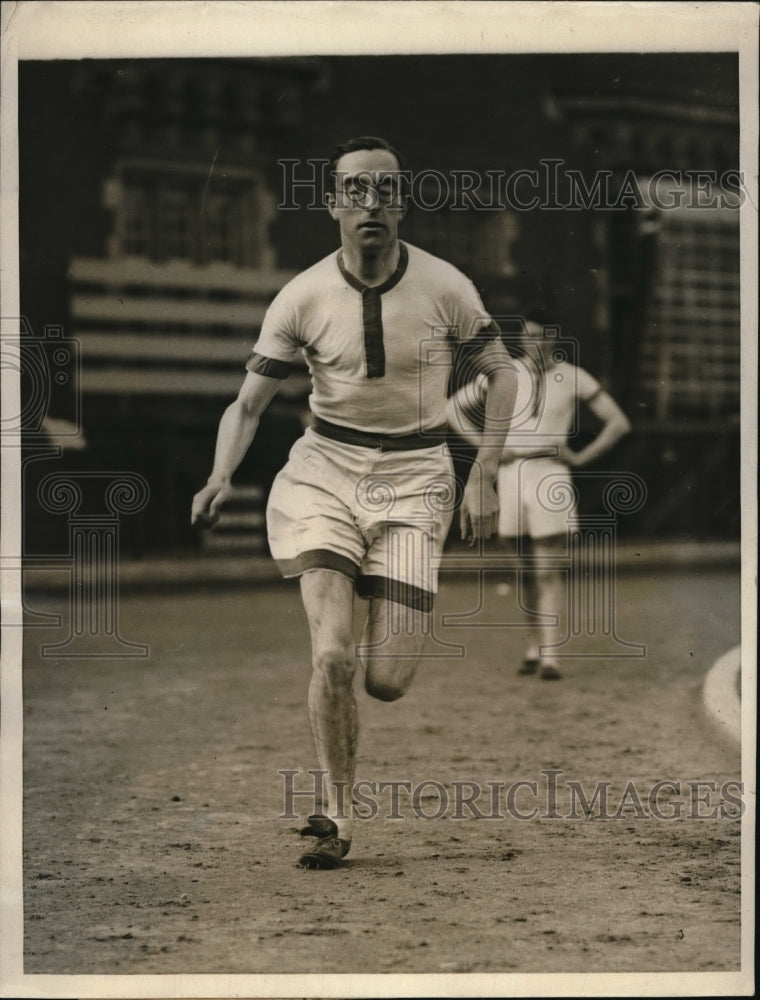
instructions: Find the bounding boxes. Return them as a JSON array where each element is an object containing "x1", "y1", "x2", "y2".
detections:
[
  {"x1": 313, "y1": 644, "x2": 355, "y2": 690},
  {"x1": 363, "y1": 659, "x2": 415, "y2": 702},
  {"x1": 365, "y1": 674, "x2": 407, "y2": 702},
  {"x1": 531, "y1": 538, "x2": 567, "y2": 590}
]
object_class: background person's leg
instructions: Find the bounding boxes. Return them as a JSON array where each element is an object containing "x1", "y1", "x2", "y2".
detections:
[
  {"x1": 499, "y1": 535, "x2": 542, "y2": 673},
  {"x1": 299, "y1": 570, "x2": 357, "y2": 838},
  {"x1": 530, "y1": 534, "x2": 568, "y2": 678}
]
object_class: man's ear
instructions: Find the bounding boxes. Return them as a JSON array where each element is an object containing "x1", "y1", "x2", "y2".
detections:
[{"x1": 325, "y1": 190, "x2": 338, "y2": 221}]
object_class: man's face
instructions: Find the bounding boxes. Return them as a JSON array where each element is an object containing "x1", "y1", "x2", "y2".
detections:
[{"x1": 327, "y1": 148, "x2": 407, "y2": 251}]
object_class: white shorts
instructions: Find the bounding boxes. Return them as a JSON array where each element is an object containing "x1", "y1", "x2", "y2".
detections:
[
  {"x1": 266, "y1": 428, "x2": 456, "y2": 611},
  {"x1": 497, "y1": 456, "x2": 578, "y2": 539}
]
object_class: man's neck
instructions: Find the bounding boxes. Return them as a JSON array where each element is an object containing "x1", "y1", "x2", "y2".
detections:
[{"x1": 341, "y1": 242, "x2": 400, "y2": 288}]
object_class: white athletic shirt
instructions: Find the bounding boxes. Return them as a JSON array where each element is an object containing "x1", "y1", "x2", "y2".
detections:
[
  {"x1": 248, "y1": 241, "x2": 495, "y2": 436},
  {"x1": 464, "y1": 360, "x2": 601, "y2": 457}
]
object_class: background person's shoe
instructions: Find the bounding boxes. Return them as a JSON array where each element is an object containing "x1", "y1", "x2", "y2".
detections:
[
  {"x1": 518, "y1": 657, "x2": 539, "y2": 675},
  {"x1": 540, "y1": 662, "x2": 562, "y2": 680}
]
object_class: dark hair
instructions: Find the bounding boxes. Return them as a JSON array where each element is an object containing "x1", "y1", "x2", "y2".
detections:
[
  {"x1": 521, "y1": 304, "x2": 558, "y2": 330},
  {"x1": 328, "y1": 136, "x2": 407, "y2": 191},
  {"x1": 498, "y1": 307, "x2": 558, "y2": 357}
]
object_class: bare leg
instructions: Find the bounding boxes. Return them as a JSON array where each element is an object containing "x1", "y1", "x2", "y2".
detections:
[
  {"x1": 511, "y1": 536, "x2": 540, "y2": 665},
  {"x1": 530, "y1": 534, "x2": 567, "y2": 678},
  {"x1": 496, "y1": 535, "x2": 540, "y2": 671},
  {"x1": 299, "y1": 570, "x2": 357, "y2": 839},
  {"x1": 359, "y1": 597, "x2": 429, "y2": 701}
]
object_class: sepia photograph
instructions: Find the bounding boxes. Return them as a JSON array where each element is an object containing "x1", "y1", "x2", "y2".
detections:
[{"x1": 1, "y1": 2, "x2": 756, "y2": 997}]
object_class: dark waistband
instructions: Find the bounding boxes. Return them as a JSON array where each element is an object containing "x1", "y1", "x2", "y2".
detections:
[
  {"x1": 312, "y1": 417, "x2": 447, "y2": 452},
  {"x1": 499, "y1": 449, "x2": 560, "y2": 465}
]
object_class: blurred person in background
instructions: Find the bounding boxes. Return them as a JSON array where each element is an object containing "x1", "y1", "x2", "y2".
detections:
[{"x1": 447, "y1": 309, "x2": 631, "y2": 680}]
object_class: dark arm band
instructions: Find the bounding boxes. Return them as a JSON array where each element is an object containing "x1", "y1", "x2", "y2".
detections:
[
  {"x1": 454, "y1": 321, "x2": 505, "y2": 379},
  {"x1": 245, "y1": 351, "x2": 293, "y2": 380}
]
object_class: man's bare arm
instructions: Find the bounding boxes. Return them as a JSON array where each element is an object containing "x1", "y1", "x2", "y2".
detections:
[
  {"x1": 459, "y1": 339, "x2": 519, "y2": 543},
  {"x1": 445, "y1": 380, "x2": 487, "y2": 449},
  {"x1": 191, "y1": 371, "x2": 283, "y2": 526}
]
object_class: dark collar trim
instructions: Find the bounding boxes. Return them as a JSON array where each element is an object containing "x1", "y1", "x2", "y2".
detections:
[{"x1": 337, "y1": 242, "x2": 409, "y2": 295}]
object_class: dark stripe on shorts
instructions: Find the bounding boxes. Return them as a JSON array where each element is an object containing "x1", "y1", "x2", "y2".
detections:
[
  {"x1": 276, "y1": 549, "x2": 359, "y2": 581},
  {"x1": 337, "y1": 243, "x2": 409, "y2": 381},
  {"x1": 356, "y1": 574, "x2": 434, "y2": 613},
  {"x1": 246, "y1": 351, "x2": 293, "y2": 380},
  {"x1": 312, "y1": 417, "x2": 447, "y2": 451}
]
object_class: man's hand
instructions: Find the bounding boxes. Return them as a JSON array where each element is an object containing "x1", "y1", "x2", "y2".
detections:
[
  {"x1": 191, "y1": 479, "x2": 233, "y2": 528},
  {"x1": 189, "y1": 372, "x2": 282, "y2": 529},
  {"x1": 459, "y1": 463, "x2": 500, "y2": 545}
]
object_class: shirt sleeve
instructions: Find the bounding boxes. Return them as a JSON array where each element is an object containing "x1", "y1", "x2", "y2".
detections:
[
  {"x1": 449, "y1": 271, "x2": 499, "y2": 345},
  {"x1": 576, "y1": 366, "x2": 602, "y2": 402},
  {"x1": 245, "y1": 283, "x2": 302, "y2": 379}
]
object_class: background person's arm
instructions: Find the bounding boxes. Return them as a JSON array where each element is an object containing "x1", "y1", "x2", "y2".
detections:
[{"x1": 558, "y1": 390, "x2": 632, "y2": 468}]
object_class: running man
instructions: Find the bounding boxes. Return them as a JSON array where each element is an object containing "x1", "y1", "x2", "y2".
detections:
[
  {"x1": 191, "y1": 137, "x2": 518, "y2": 868},
  {"x1": 447, "y1": 312, "x2": 631, "y2": 680}
]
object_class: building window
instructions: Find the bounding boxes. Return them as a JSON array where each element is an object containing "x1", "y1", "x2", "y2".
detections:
[
  {"x1": 155, "y1": 187, "x2": 190, "y2": 261},
  {"x1": 122, "y1": 184, "x2": 153, "y2": 258},
  {"x1": 107, "y1": 159, "x2": 275, "y2": 267},
  {"x1": 638, "y1": 182, "x2": 740, "y2": 423},
  {"x1": 203, "y1": 192, "x2": 236, "y2": 263}
]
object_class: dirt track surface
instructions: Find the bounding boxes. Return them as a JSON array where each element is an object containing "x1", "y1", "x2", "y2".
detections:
[{"x1": 21, "y1": 568, "x2": 742, "y2": 975}]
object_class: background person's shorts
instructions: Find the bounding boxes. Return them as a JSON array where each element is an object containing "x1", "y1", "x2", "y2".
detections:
[
  {"x1": 266, "y1": 428, "x2": 456, "y2": 612},
  {"x1": 497, "y1": 456, "x2": 578, "y2": 539}
]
